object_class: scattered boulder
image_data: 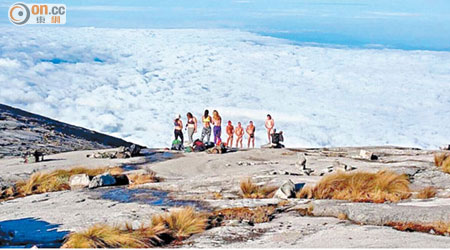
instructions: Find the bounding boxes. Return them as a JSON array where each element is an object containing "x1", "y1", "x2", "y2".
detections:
[
  {"x1": 88, "y1": 173, "x2": 116, "y2": 189},
  {"x1": 295, "y1": 153, "x2": 307, "y2": 168},
  {"x1": 69, "y1": 174, "x2": 91, "y2": 189},
  {"x1": 87, "y1": 144, "x2": 142, "y2": 159},
  {"x1": 127, "y1": 144, "x2": 142, "y2": 157},
  {"x1": 359, "y1": 150, "x2": 378, "y2": 160},
  {"x1": 333, "y1": 160, "x2": 357, "y2": 172},
  {"x1": 273, "y1": 179, "x2": 296, "y2": 199}
]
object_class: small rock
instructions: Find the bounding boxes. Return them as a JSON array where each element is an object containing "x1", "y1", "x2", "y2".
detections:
[
  {"x1": 69, "y1": 174, "x2": 90, "y2": 189},
  {"x1": 440, "y1": 144, "x2": 450, "y2": 150},
  {"x1": 359, "y1": 150, "x2": 378, "y2": 160},
  {"x1": 273, "y1": 179, "x2": 296, "y2": 199},
  {"x1": 88, "y1": 173, "x2": 116, "y2": 189},
  {"x1": 295, "y1": 153, "x2": 307, "y2": 168},
  {"x1": 344, "y1": 165, "x2": 357, "y2": 171}
]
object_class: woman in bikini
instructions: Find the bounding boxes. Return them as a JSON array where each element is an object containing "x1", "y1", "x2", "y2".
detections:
[
  {"x1": 186, "y1": 112, "x2": 197, "y2": 145},
  {"x1": 174, "y1": 114, "x2": 183, "y2": 144},
  {"x1": 201, "y1": 109, "x2": 212, "y2": 143},
  {"x1": 212, "y1": 110, "x2": 222, "y2": 145}
]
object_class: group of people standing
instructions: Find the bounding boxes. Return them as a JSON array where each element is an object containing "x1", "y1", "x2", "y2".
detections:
[{"x1": 173, "y1": 109, "x2": 275, "y2": 148}]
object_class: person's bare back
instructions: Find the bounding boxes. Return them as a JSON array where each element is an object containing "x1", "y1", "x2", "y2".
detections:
[
  {"x1": 226, "y1": 121, "x2": 234, "y2": 147},
  {"x1": 235, "y1": 122, "x2": 244, "y2": 148},
  {"x1": 246, "y1": 121, "x2": 255, "y2": 148}
]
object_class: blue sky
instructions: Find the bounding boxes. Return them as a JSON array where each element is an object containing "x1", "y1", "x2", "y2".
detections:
[{"x1": 1, "y1": 0, "x2": 450, "y2": 51}]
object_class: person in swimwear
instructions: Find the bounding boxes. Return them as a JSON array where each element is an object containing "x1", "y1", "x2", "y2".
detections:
[
  {"x1": 200, "y1": 110, "x2": 212, "y2": 143},
  {"x1": 265, "y1": 114, "x2": 275, "y2": 143},
  {"x1": 246, "y1": 121, "x2": 255, "y2": 148},
  {"x1": 212, "y1": 110, "x2": 222, "y2": 145},
  {"x1": 226, "y1": 120, "x2": 234, "y2": 148},
  {"x1": 174, "y1": 114, "x2": 183, "y2": 144},
  {"x1": 235, "y1": 122, "x2": 244, "y2": 148},
  {"x1": 186, "y1": 112, "x2": 198, "y2": 145}
]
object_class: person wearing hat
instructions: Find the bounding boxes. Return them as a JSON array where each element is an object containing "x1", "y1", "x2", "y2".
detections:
[{"x1": 174, "y1": 114, "x2": 184, "y2": 144}]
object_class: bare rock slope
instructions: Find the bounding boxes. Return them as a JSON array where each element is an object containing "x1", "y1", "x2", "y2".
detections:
[{"x1": 0, "y1": 104, "x2": 134, "y2": 158}]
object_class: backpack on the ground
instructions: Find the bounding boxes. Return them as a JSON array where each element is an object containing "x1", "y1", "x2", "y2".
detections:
[
  {"x1": 193, "y1": 139, "x2": 206, "y2": 152},
  {"x1": 205, "y1": 142, "x2": 215, "y2": 149},
  {"x1": 171, "y1": 139, "x2": 184, "y2": 151}
]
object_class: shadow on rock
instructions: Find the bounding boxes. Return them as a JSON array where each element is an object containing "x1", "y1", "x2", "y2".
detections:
[{"x1": 0, "y1": 217, "x2": 69, "y2": 248}]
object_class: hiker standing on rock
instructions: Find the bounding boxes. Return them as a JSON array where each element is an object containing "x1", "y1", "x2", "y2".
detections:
[
  {"x1": 212, "y1": 110, "x2": 222, "y2": 144},
  {"x1": 226, "y1": 120, "x2": 234, "y2": 148},
  {"x1": 200, "y1": 110, "x2": 212, "y2": 143},
  {"x1": 174, "y1": 114, "x2": 184, "y2": 144},
  {"x1": 186, "y1": 112, "x2": 197, "y2": 145},
  {"x1": 265, "y1": 114, "x2": 274, "y2": 143},
  {"x1": 246, "y1": 121, "x2": 255, "y2": 148},
  {"x1": 235, "y1": 122, "x2": 244, "y2": 148}
]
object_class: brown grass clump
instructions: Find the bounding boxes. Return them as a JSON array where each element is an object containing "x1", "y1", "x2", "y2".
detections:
[
  {"x1": 296, "y1": 185, "x2": 314, "y2": 199},
  {"x1": 62, "y1": 223, "x2": 168, "y2": 248},
  {"x1": 296, "y1": 203, "x2": 314, "y2": 216},
  {"x1": 434, "y1": 153, "x2": 450, "y2": 174},
  {"x1": 212, "y1": 192, "x2": 223, "y2": 199},
  {"x1": 434, "y1": 153, "x2": 449, "y2": 167},
  {"x1": 212, "y1": 206, "x2": 276, "y2": 224},
  {"x1": 63, "y1": 207, "x2": 206, "y2": 248},
  {"x1": 415, "y1": 186, "x2": 437, "y2": 199},
  {"x1": 386, "y1": 221, "x2": 450, "y2": 236},
  {"x1": 295, "y1": 170, "x2": 411, "y2": 203},
  {"x1": 240, "y1": 178, "x2": 278, "y2": 199},
  {"x1": 0, "y1": 167, "x2": 124, "y2": 201},
  {"x1": 127, "y1": 172, "x2": 159, "y2": 187},
  {"x1": 337, "y1": 213, "x2": 348, "y2": 220},
  {"x1": 151, "y1": 207, "x2": 207, "y2": 240}
]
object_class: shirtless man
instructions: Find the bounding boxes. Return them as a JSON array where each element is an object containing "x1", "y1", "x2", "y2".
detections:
[
  {"x1": 235, "y1": 122, "x2": 244, "y2": 148},
  {"x1": 265, "y1": 114, "x2": 274, "y2": 143},
  {"x1": 226, "y1": 120, "x2": 234, "y2": 148},
  {"x1": 246, "y1": 121, "x2": 255, "y2": 148}
]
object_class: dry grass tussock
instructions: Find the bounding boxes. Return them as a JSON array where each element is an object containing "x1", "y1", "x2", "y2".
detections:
[
  {"x1": 212, "y1": 206, "x2": 276, "y2": 224},
  {"x1": 240, "y1": 178, "x2": 278, "y2": 199},
  {"x1": 63, "y1": 207, "x2": 206, "y2": 248},
  {"x1": 0, "y1": 167, "x2": 123, "y2": 200},
  {"x1": 295, "y1": 170, "x2": 411, "y2": 203},
  {"x1": 127, "y1": 171, "x2": 159, "y2": 187},
  {"x1": 434, "y1": 153, "x2": 450, "y2": 174},
  {"x1": 415, "y1": 186, "x2": 437, "y2": 199},
  {"x1": 151, "y1": 207, "x2": 208, "y2": 240},
  {"x1": 386, "y1": 221, "x2": 450, "y2": 236},
  {"x1": 62, "y1": 223, "x2": 169, "y2": 248}
]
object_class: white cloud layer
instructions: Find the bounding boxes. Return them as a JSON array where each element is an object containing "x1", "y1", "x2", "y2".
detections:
[{"x1": 0, "y1": 27, "x2": 449, "y2": 149}]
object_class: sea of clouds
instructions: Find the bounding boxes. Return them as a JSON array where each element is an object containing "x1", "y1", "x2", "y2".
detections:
[{"x1": 0, "y1": 26, "x2": 449, "y2": 149}]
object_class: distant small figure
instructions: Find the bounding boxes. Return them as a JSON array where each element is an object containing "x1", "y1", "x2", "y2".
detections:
[
  {"x1": 265, "y1": 114, "x2": 274, "y2": 143},
  {"x1": 201, "y1": 110, "x2": 212, "y2": 143},
  {"x1": 174, "y1": 114, "x2": 183, "y2": 144},
  {"x1": 226, "y1": 120, "x2": 234, "y2": 148},
  {"x1": 246, "y1": 121, "x2": 255, "y2": 148},
  {"x1": 186, "y1": 112, "x2": 198, "y2": 145},
  {"x1": 212, "y1": 110, "x2": 222, "y2": 144},
  {"x1": 271, "y1": 129, "x2": 285, "y2": 148},
  {"x1": 235, "y1": 122, "x2": 244, "y2": 148}
]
